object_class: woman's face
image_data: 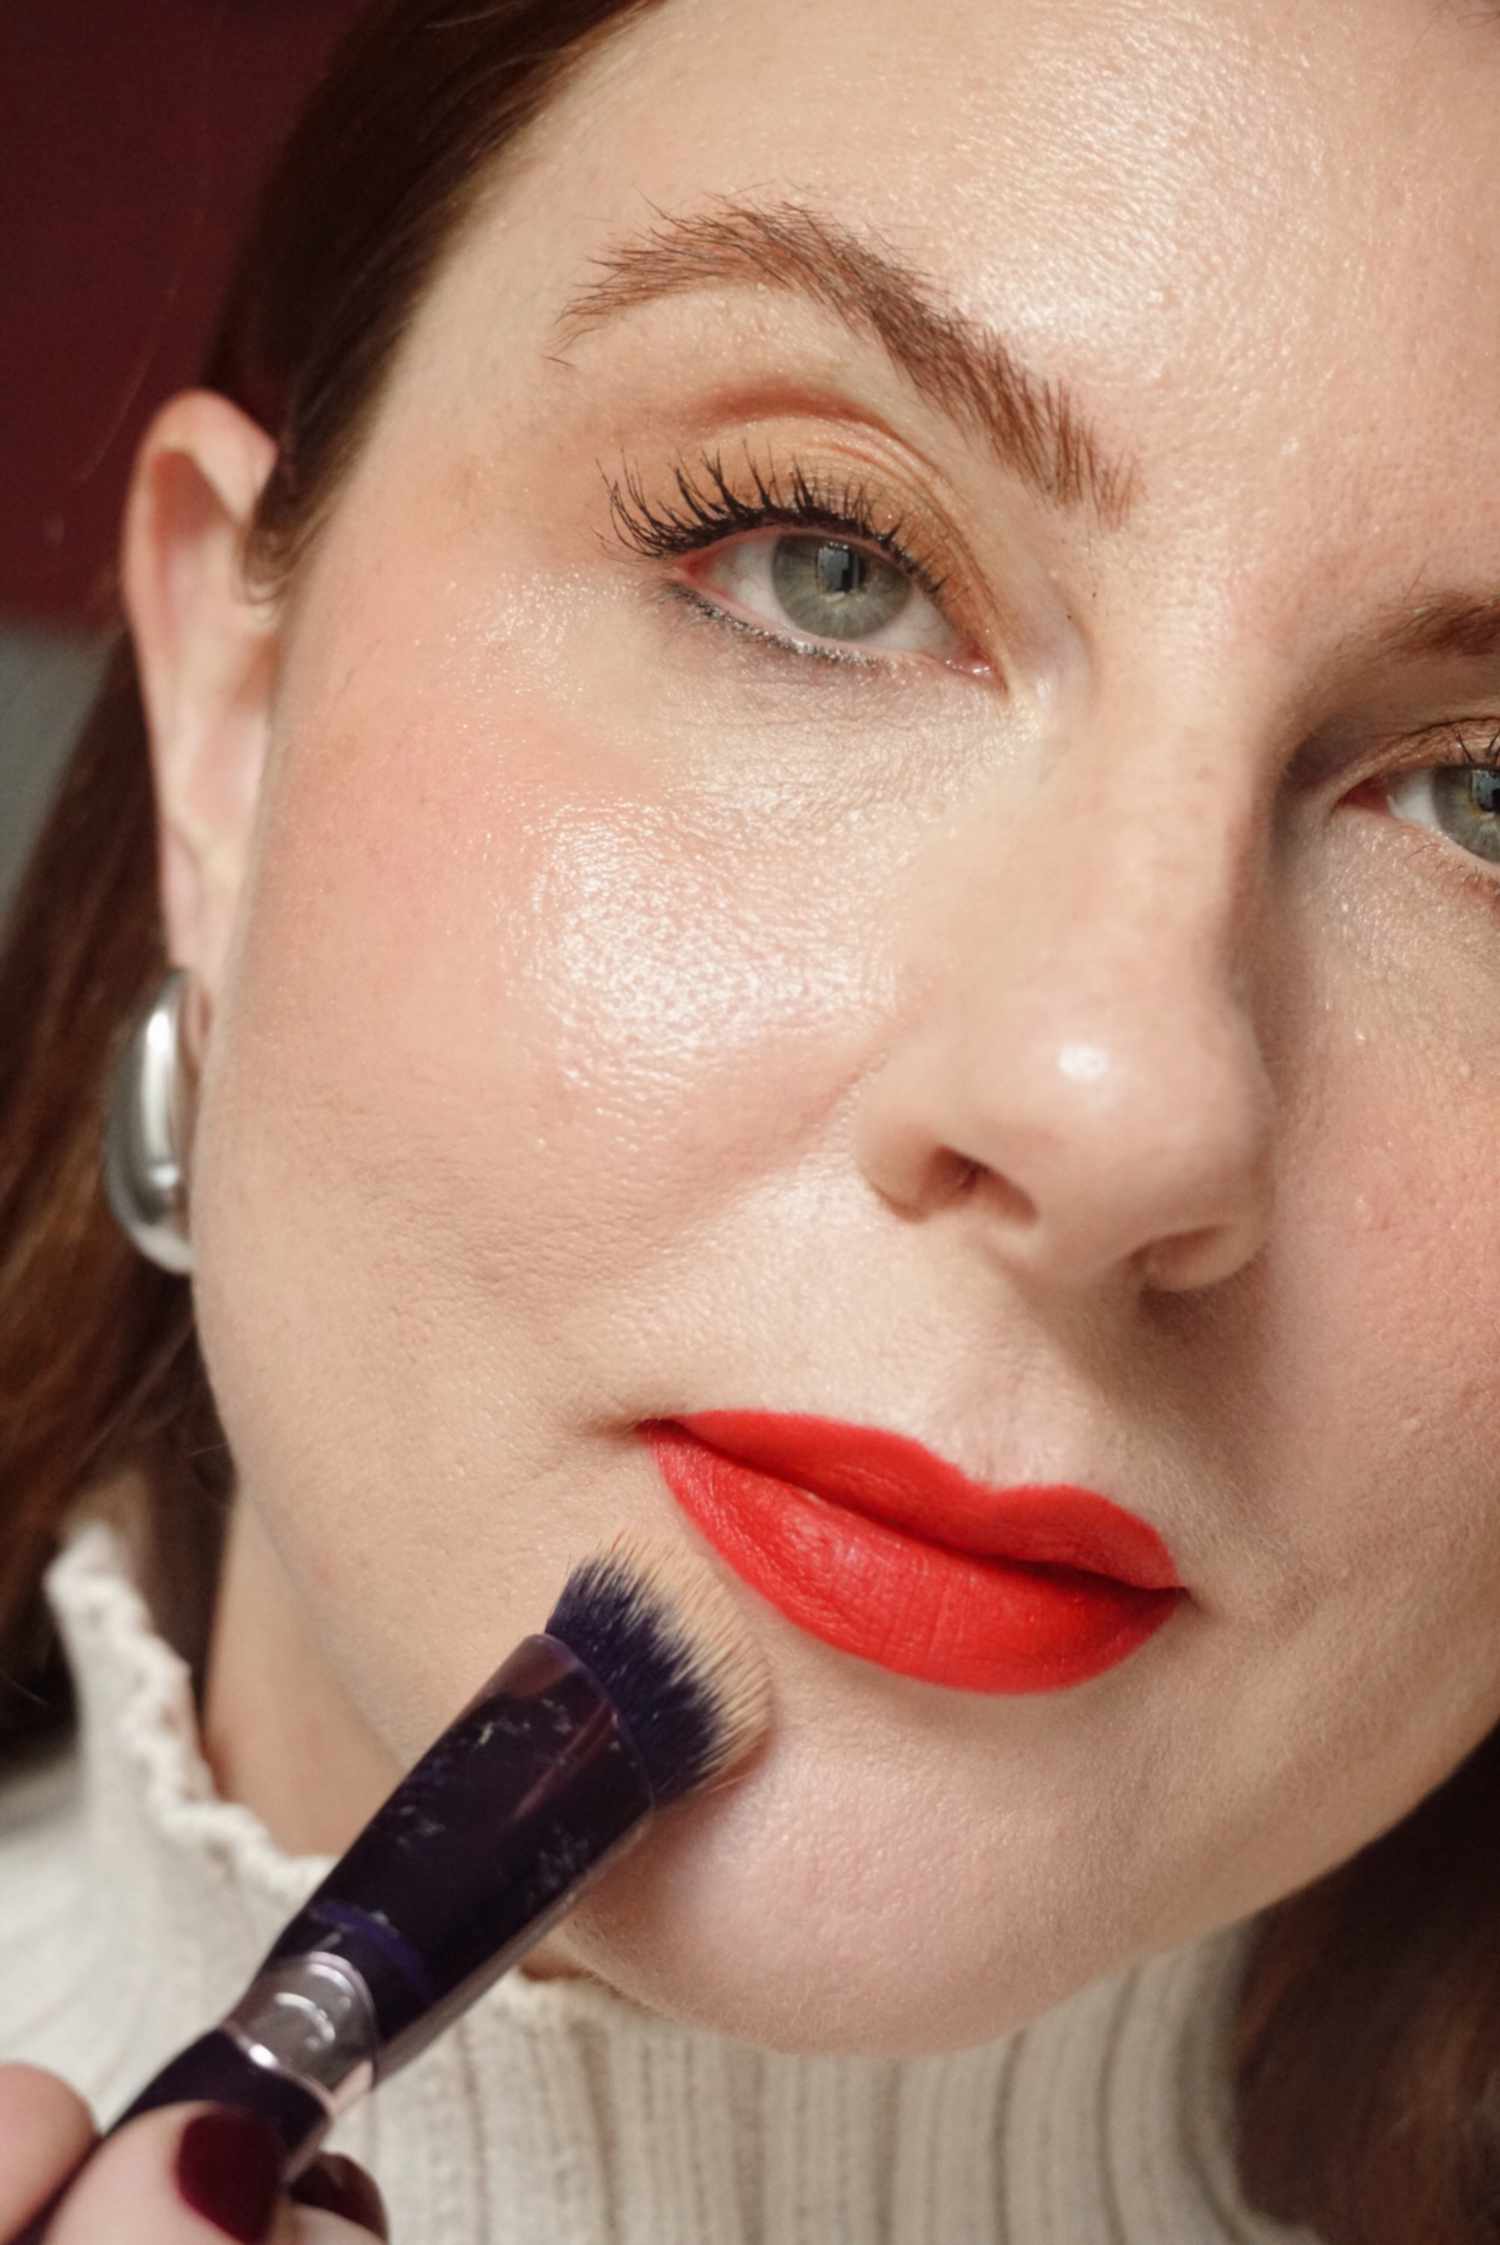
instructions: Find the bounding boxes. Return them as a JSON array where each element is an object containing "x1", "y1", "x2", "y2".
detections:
[{"x1": 148, "y1": 0, "x2": 1500, "y2": 2053}]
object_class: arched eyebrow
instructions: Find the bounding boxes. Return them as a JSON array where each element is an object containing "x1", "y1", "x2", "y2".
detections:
[
  {"x1": 1363, "y1": 593, "x2": 1500, "y2": 667},
  {"x1": 551, "y1": 193, "x2": 1142, "y2": 531}
]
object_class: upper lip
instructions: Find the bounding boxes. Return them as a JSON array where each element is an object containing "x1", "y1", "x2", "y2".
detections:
[{"x1": 666, "y1": 1411, "x2": 1184, "y2": 1592}]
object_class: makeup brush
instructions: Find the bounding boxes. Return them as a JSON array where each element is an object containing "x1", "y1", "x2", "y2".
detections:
[{"x1": 60, "y1": 1533, "x2": 769, "y2": 2188}]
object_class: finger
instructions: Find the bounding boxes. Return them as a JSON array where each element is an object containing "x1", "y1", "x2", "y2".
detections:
[
  {"x1": 288, "y1": 2156, "x2": 389, "y2": 2241},
  {"x1": 0, "y1": 2064, "x2": 97, "y2": 2237},
  {"x1": 42, "y1": 2103, "x2": 289, "y2": 2245}
]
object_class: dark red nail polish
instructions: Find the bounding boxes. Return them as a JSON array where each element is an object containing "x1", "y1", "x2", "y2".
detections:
[
  {"x1": 291, "y1": 2152, "x2": 391, "y2": 2238},
  {"x1": 174, "y1": 2109, "x2": 283, "y2": 2242}
]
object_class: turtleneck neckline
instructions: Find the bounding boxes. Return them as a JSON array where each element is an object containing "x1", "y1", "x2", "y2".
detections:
[{"x1": 0, "y1": 1515, "x2": 1316, "y2": 2243}]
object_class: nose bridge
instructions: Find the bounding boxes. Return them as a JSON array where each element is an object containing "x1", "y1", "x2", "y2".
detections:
[
  {"x1": 855, "y1": 709, "x2": 1275, "y2": 1294},
  {"x1": 942, "y1": 706, "x2": 1258, "y2": 1030}
]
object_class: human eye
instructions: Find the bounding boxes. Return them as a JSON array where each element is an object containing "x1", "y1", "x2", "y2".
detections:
[
  {"x1": 1377, "y1": 720, "x2": 1500, "y2": 871},
  {"x1": 600, "y1": 443, "x2": 988, "y2": 672}
]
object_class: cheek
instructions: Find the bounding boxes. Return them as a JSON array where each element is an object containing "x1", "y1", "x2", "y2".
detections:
[
  {"x1": 223, "y1": 682, "x2": 859, "y2": 1293},
  {"x1": 1242, "y1": 847, "x2": 1500, "y2": 1643},
  {"x1": 183, "y1": 632, "x2": 881, "y2": 1748}
]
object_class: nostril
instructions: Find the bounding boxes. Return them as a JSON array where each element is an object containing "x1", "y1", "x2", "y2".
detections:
[{"x1": 954, "y1": 1155, "x2": 1038, "y2": 1230}]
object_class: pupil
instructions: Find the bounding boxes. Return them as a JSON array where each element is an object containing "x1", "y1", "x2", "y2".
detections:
[
  {"x1": 814, "y1": 542, "x2": 865, "y2": 597},
  {"x1": 1472, "y1": 767, "x2": 1500, "y2": 814}
]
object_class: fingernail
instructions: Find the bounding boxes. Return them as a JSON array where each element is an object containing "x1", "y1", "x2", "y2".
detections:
[
  {"x1": 174, "y1": 2109, "x2": 283, "y2": 2242},
  {"x1": 291, "y1": 2152, "x2": 391, "y2": 2238}
]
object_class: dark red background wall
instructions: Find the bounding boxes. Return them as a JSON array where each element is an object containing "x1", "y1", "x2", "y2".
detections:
[{"x1": 0, "y1": 1, "x2": 363, "y2": 629}]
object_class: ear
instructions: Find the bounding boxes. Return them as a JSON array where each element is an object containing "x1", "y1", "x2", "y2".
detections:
[{"x1": 121, "y1": 389, "x2": 279, "y2": 1009}]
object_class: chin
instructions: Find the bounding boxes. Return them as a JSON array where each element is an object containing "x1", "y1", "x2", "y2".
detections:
[{"x1": 547, "y1": 1747, "x2": 1108, "y2": 2060}]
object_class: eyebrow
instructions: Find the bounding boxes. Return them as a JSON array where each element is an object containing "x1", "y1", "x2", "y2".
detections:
[
  {"x1": 1365, "y1": 592, "x2": 1500, "y2": 667},
  {"x1": 551, "y1": 194, "x2": 1141, "y2": 529}
]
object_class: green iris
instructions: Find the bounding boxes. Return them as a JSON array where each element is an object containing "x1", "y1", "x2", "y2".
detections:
[
  {"x1": 1432, "y1": 764, "x2": 1500, "y2": 864},
  {"x1": 769, "y1": 537, "x2": 910, "y2": 641}
]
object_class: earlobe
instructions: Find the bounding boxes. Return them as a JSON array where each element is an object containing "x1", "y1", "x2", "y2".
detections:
[{"x1": 121, "y1": 388, "x2": 279, "y2": 999}]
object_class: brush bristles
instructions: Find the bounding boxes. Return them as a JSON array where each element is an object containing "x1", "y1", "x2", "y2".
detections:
[{"x1": 544, "y1": 1533, "x2": 771, "y2": 1806}]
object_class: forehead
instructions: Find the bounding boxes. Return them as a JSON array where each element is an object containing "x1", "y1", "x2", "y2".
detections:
[
  {"x1": 557, "y1": 0, "x2": 1499, "y2": 292},
  {"x1": 494, "y1": 0, "x2": 1500, "y2": 440}
]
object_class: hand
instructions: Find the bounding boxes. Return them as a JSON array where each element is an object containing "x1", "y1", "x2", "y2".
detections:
[{"x1": 0, "y1": 2064, "x2": 389, "y2": 2243}]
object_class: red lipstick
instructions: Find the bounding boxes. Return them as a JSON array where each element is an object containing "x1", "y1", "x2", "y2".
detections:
[{"x1": 641, "y1": 1411, "x2": 1185, "y2": 1693}]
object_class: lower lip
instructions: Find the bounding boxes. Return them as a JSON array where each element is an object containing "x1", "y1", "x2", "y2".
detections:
[{"x1": 642, "y1": 1423, "x2": 1184, "y2": 1694}]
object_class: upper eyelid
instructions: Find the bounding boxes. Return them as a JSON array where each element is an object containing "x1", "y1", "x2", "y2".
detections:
[
  {"x1": 600, "y1": 408, "x2": 1050, "y2": 655},
  {"x1": 549, "y1": 194, "x2": 1142, "y2": 525},
  {"x1": 602, "y1": 445, "x2": 952, "y2": 586},
  {"x1": 1367, "y1": 720, "x2": 1500, "y2": 778},
  {"x1": 600, "y1": 444, "x2": 994, "y2": 661}
]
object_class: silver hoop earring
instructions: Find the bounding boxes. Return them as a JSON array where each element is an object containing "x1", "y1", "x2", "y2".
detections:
[{"x1": 103, "y1": 966, "x2": 199, "y2": 1275}]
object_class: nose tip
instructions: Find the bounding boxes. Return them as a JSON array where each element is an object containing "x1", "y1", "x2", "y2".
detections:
[{"x1": 856, "y1": 1003, "x2": 1275, "y2": 1297}]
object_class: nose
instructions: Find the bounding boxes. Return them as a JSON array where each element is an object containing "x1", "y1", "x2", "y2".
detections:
[{"x1": 853, "y1": 735, "x2": 1276, "y2": 1297}]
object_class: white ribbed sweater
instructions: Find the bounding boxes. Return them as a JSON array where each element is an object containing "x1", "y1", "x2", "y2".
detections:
[{"x1": 0, "y1": 1521, "x2": 1321, "y2": 2244}]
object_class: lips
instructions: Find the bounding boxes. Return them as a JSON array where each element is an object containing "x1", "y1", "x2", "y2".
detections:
[{"x1": 641, "y1": 1410, "x2": 1185, "y2": 1694}]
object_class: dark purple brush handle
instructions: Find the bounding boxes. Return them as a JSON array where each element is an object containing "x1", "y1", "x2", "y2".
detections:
[
  {"x1": 11, "y1": 1634, "x2": 654, "y2": 2234},
  {"x1": 108, "y1": 2030, "x2": 328, "y2": 2154}
]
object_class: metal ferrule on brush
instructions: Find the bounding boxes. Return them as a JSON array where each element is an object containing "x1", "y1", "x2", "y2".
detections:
[
  {"x1": 218, "y1": 1951, "x2": 380, "y2": 2120},
  {"x1": 108, "y1": 1633, "x2": 656, "y2": 2168}
]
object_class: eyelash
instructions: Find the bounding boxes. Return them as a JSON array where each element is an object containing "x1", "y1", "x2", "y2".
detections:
[
  {"x1": 1406, "y1": 718, "x2": 1500, "y2": 775},
  {"x1": 1376, "y1": 718, "x2": 1500, "y2": 813},
  {"x1": 601, "y1": 446, "x2": 956, "y2": 666}
]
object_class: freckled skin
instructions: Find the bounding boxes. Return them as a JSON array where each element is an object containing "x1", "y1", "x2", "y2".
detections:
[{"x1": 135, "y1": 0, "x2": 1500, "y2": 2056}]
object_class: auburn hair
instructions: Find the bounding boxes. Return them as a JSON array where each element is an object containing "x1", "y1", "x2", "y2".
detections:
[{"x1": 1, "y1": 5, "x2": 1496, "y2": 2238}]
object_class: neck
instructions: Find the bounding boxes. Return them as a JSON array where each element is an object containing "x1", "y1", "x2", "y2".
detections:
[
  {"x1": 202, "y1": 1494, "x2": 395, "y2": 1854},
  {"x1": 200, "y1": 1491, "x2": 592, "y2": 1981}
]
